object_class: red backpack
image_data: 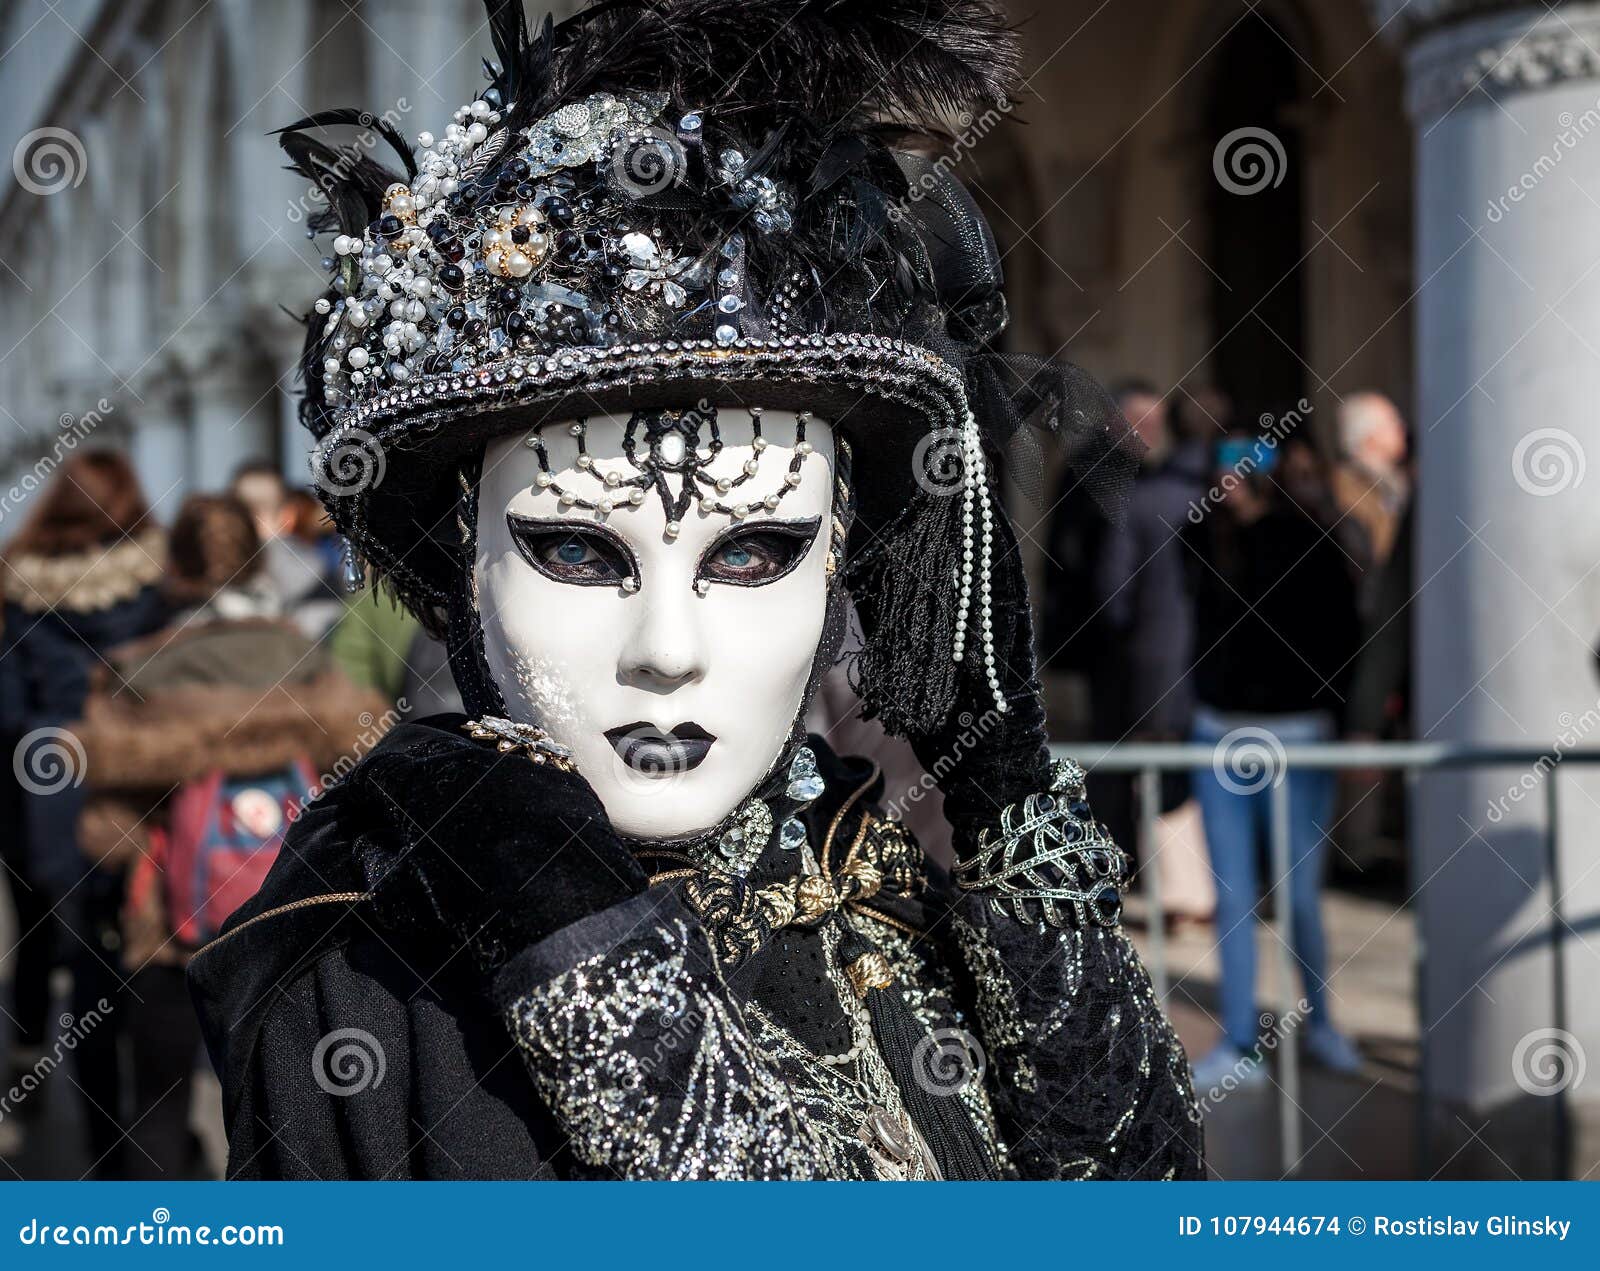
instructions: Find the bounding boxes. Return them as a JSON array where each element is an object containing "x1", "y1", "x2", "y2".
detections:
[{"x1": 144, "y1": 759, "x2": 319, "y2": 947}]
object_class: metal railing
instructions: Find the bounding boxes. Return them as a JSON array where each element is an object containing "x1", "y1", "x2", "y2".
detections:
[{"x1": 1051, "y1": 739, "x2": 1595, "y2": 1179}]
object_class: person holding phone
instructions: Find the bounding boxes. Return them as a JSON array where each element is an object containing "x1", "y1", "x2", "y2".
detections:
[{"x1": 1186, "y1": 432, "x2": 1365, "y2": 1091}]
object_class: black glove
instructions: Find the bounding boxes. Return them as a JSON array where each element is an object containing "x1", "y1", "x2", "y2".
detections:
[{"x1": 355, "y1": 725, "x2": 649, "y2": 974}]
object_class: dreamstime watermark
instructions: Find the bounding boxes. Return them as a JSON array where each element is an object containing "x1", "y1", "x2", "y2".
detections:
[
  {"x1": 1511, "y1": 426, "x2": 1585, "y2": 496},
  {"x1": 912, "y1": 1027, "x2": 986, "y2": 1097},
  {"x1": 1195, "y1": 1000, "x2": 1311, "y2": 1115},
  {"x1": 12, "y1": 726, "x2": 87, "y2": 795},
  {"x1": 0, "y1": 398, "x2": 113, "y2": 529},
  {"x1": 312, "y1": 1028, "x2": 386, "y2": 1096},
  {"x1": 1186, "y1": 398, "x2": 1312, "y2": 524},
  {"x1": 1486, "y1": 97, "x2": 1600, "y2": 223},
  {"x1": 285, "y1": 101, "x2": 412, "y2": 226},
  {"x1": 882, "y1": 708, "x2": 1004, "y2": 820},
  {"x1": 889, "y1": 102, "x2": 1015, "y2": 222},
  {"x1": 287, "y1": 701, "x2": 405, "y2": 819},
  {"x1": 911, "y1": 426, "x2": 965, "y2": 496},
  {"x1": 317, "y1": 428, "x2": 388, "y2": 497},
  {"x1": 12, "y1": 126, "x2": 87, "y2": 196},
  {"x1": 1212, "y1": 126, "x2": 1287, "y2": 196},
  {"x1": 17, "y1": 1209, "x2": 284, "y2": 1248},
  {"x1": 611, "y1": 125, "x2": 687, "y2": 198},
  {"x1": 1211, "y1": 725, "x2": 1287, "y2": 795},
  {"x1": 1511, "y1": 1027, "x2": 1586, "y2": 1097},
  {"x1": 0, "y1": 1000, "x2": 114, "y2": 1123},
  {"x1": 1486, "y1": 698, "x2": 1600, "y2": 823}
]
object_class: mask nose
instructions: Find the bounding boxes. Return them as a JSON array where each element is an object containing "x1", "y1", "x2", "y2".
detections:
[{"x1": 617, "y1": 582, "x2": 707, "y2": 691}]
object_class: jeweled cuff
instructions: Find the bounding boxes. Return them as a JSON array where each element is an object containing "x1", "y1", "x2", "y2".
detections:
[{"x1": 950, "y1": 758, "x2": 1129, "y2": 929}]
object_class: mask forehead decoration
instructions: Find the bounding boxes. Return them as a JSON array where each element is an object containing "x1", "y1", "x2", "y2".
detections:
[{"x1": 523, "y1": 405, "x2": 816, "y2": 535}]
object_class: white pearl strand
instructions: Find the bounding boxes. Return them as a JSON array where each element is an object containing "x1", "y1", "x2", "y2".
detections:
[{"x1": 952, "y1": 409, "x2": 1007, "y2": 716}]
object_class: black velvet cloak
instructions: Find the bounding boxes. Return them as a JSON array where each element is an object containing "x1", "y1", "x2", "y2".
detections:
[{"x1": 189, "y1": 717, "x2": 1202, "y2": 1180}]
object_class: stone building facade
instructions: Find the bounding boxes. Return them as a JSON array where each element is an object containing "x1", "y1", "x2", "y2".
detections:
[{"x1": 0, "y1": 0, "x2": 580, "y2": 519}]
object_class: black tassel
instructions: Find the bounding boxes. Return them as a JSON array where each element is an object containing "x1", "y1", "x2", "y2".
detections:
[
  {"x1": 837, "y1": 927, "x2": 996, "y2": 1180},
  {"x1": 849, "y1": 489, "x2": 961, "y2": 737}
]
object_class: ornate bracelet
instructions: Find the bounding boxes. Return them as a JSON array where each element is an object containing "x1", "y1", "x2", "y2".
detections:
[
  {"x1": 951, "y1": 758, "x2": 1130, "y2": 929},
  {"x1": 462, "y1": 716, "x2": 576, "y2": 773}
]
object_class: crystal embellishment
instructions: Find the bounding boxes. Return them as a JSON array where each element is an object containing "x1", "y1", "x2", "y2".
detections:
[
  {"x1": 786, "y1": 747, "x2": 825, "y2": 803},
  {"x1": 716, "y1": 797, "x2": 774, "y2": 876}
]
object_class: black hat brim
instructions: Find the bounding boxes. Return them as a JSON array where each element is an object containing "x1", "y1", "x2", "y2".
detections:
[{"x1": 314, "y1": 335, "x2": 970, "y2": 611}]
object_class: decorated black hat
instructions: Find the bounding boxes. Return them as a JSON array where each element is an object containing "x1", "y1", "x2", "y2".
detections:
[{"x1": 284, "y1": 0, "x2": 1137, "y2": 733}]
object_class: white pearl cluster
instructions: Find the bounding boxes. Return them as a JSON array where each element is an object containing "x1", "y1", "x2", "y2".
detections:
[
  {"x1": 952, "y1": 409, "x2": 1007, "y2": 716},
  {"x1": 483, "y1": 203, "x2": 548, "y2": 278},
  {"x1": 319, "y1": 97, "x2": 503, "y2": 406}
]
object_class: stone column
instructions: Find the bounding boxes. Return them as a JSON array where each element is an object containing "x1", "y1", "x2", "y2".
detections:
[
  {"x1": 131, "y1": 358, "x2": 193, "y2": 518},
  {"x1": 186, "y1": 351, "x2": 277, "y2": 491},
  {"x1": 364, "y1": 2, "x2": 586, "y2": 123},
  {"x1": 1374, "y1": 0, "x2": 1600, "y2": 1176},
  {"x1": 213, "y1": 0, "x2": 314, "y2": 315},
  {"x1": 364, "y1": 0, "x2": 480, "y2": 122}
]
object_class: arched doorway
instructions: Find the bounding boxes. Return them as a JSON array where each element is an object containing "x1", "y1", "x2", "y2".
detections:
[{"x1": 1202, "y1": 11, "x2": 1310, "y2": 427}]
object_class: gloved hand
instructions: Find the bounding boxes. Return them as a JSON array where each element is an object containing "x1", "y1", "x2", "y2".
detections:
[{"x1": 356, "y1": 724, "x2": 650, "y2": 973}]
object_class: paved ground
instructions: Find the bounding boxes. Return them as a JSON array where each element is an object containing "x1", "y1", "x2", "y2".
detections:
[
  {"x1": 1127, "y1": 890, "x2": 1600, "y2": 1180},
  {"x1": 1126, "y1": 888, "x2": 1424, "y2": 1179}
]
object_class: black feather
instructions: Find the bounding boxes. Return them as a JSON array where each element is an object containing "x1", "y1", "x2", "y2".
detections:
[
  {"x1": 277, "y1": 134, "x2": 389, "y2": 240},
  {"x1": 274, "y1": 107, "x2": 417, "y2": 180},
  {"x1": 608, "y1": 1, "x2": 1012, "y2": 123},
  {"x1": 741, "y1": 123, "x2": 791, "y2": 181},
  {"x1": 483, "y1": 0, "x2": 536, "y2": 128},
  {"x1": 483, "y1": 1, "x2": 1017, "y2": 133},
  {"x1": 810, "y1": 135, "x2": 871, "y2": 195},
  {"x1": 462, "y1": 1, "x2": 1016, "y2": 304}
]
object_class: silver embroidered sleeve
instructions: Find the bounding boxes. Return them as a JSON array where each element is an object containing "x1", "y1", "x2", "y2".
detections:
[
  {"x1": 499, "y1": 909, "x2": 830, "y2": 1180},
  {"x1": 950, "y1": 758, "x2": 1131, "y2": 929},
  {"x1": 945, "y1": 760, "x2": 1204, "y2": 1178}
]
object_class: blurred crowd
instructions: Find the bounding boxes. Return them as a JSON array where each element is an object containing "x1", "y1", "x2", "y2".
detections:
[
  {"x1": 0, "y1": 452, "x2": 452, "y2": 1177},
  {"x1": 1040, "y1": 382, "x2": 1414, "y2": 1090}
]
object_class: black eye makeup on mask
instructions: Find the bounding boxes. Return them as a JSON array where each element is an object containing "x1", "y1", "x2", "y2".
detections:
[
  {"x1": 694, "y1": 517, "x2": 821, "y2": 589},
  {"x1": 507, "y1": 514, "x2": 640, "y2": 587},
  {"x1": 508, "y1": 513, "x2": 819, "y2": 592}
]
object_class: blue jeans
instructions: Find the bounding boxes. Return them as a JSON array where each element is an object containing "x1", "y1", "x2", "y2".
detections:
[{"x1": 1190, "y1": 708, "x2": 1336, "y2": 1051}]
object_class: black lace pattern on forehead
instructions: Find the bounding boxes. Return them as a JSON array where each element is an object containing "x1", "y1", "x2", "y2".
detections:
[{"x1": 522, "y1": 406, "x2": 818, "y2": 530}]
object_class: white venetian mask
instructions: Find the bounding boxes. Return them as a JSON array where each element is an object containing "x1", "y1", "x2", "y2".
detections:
[{"x1": 475, "y1": 406, "x2": 838, "y2": 840}]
